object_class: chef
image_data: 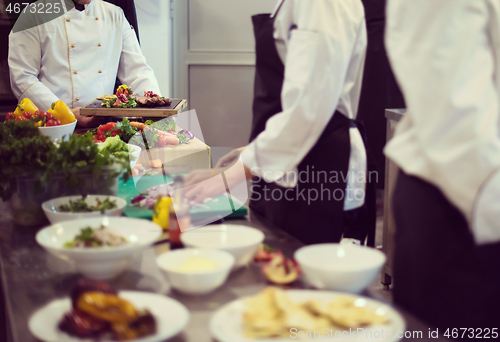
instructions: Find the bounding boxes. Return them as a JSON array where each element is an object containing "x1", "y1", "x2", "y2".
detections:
[
  {"x1": 385, "y1": 0, "x2": 500, "y2": 332},
  {"x1": 8, "y1": 0, "x2": 161, "y2": 127},
  {"x1": 185, "y1": 0, "x2": 370, "y2": 245}
]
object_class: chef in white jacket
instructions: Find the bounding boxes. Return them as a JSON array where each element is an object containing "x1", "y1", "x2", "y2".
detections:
[
  {"x1": 386, "y1": 0, "x2": 500, "y2": 332},
  {"x1": 8, "y1": 0, "x2": 160, "y2": 127},
  {"x1": 185, "y1": 0, "x2": 371, "y2": 245}
]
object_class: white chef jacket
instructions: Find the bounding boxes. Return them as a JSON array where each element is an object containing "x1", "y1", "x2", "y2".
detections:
[
  {"x1": 8, "y1": 0, "x2": 160, "y2": 111},
  {"x1": 385, "y1": 0, "x2": 500, "y2": 245},
  {"x1": 241, "y1": 0, "x2": 368, "y2": 210}
]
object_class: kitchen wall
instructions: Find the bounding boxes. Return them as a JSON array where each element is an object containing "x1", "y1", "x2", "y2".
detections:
[{"x1": 135, "y1": 0, "x2": 171, "y2": 96}]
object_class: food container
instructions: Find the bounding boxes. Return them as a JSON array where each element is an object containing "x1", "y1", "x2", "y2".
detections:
[
  {"x1": 294, "y1": 244, "x2": 386, "y2": 294},
  {"x1": 9, "y1": 166, "x2": 121, "y2": 226},
  {"x1": 42, "y1": 195, "x2": 127, "y2": 224},
  {"x1": 36, "y1": 217, "x2": 162, "y2": 279},
  {"x1": 38, "y1": 121, "x2": 77, "y2": 142},
  {"x1": 156, "y1": 249, "x2": 235, "y2": 295},
  {"x1": 180, "y1": 225, "x2": 265, "y2": 269}
]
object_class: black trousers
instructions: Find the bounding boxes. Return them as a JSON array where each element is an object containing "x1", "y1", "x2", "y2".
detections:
[{"x1": 393, "y1": 171, "x2": 500, "y2": 338}]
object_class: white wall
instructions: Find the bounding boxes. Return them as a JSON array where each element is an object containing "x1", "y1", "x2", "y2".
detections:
[{"x1": 135, "y1": 0, "x2": 171, "y2": 96}]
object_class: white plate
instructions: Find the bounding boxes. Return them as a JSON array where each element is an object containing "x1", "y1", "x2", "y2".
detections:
[
  {"x1": 28, "y1": 291, "x2": 189, "y2": 342},
  {"x1": 210, "y1": 290, "x2": 405, "y2": 342}
]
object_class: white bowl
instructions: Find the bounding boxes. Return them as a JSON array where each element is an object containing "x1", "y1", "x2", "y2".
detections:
[
  {"x1": 42, "y1": 195, "x2": 127, "y2": 224},
  {"x1": 157, "y1": 248, "x2": 235, "y2": 295},
  {"x1": 97, "y1": 143, "x2": 142, "y2": 170},
  {"x1": 128, "y1": 144, "x2": 142, "y2": 170},
  {"x1": 36, "y1": 217, "x2": 162, "y2": 279},
  {"x1": 294, "y1": 243, "x2": 386, "y2": 294},
  {"x1": 38, "y1": 120, "x2": 76, "y2": 142},
  {"x1": 180, "y1": 225, "x2": 264, "y2": 268}
]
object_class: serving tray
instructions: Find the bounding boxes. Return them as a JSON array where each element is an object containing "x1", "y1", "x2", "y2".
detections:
[{"x1": 80, "y1": 99, "x2": 187, "y2": 117}]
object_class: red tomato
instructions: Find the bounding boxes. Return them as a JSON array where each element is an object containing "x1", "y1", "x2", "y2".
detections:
[
  {"x1": 23, "y1": 111, "x2": 33, "y2": 119},
  {"x1": 157, "y1": 135, "x2": 168, "y2": 147},
  {"x1": 45, "y1": 112, "x2": 53, "y2": 121},
  {"x1": 45, "y1": 119, "x2": 57, "y2": 127},
  {"x1": 5, "y1": 112, "x2": 14, "y2": 121},
  {"x1": 34, "y1": 110, "x2": 45, "y2": 121},
  {"x1": 55, "y1": 119, "x2": 61, "y2": 126}
]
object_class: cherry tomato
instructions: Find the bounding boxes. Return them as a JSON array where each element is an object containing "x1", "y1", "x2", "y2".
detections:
[
  {"x1": 45, "y1": 112, "x2": 53, "y2": 121},
  {"x1": 5, "y1": 112, "x2": 14, "y2": 121},
  {"x1": 33, "y1": 110, "x2": 45, "y2": 122},
  {"x1": 55, "y1": 119, "x2": 61, "y2": 126},
  {"x1": 23, "y1": 111, "x2": 33, "y2": 119},
  {"x1": 45, "y1": 119, "x2": 58, "y2": 127}
]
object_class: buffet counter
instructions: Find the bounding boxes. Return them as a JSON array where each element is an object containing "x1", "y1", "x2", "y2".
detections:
[{"x1": 0, "y1": 199, "x2": 446, "y2": 342}]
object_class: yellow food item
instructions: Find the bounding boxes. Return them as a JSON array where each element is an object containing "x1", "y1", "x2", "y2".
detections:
[
  {"x1": 175, "y1": 256, "x2": 219, "y2": 272},
  {"x1": 47, "y1": 100, "x2": 76, "y2": 124},
  {"x1": 77, "y1": 292, "x2": 138, "y2": 324},
  {"x1": 14, "y1": 98, "x2": 38, "y2": 117},
  {"x1": 152, "y1": 197, "x2": 172, "y2": 230},
  {"x1": 243, "y1": 288, "x2": 390, "y2": 339}
]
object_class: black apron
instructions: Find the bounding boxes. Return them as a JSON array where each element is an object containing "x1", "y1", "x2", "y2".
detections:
[
  {"x1": 393, "y1": 171, "x2": 500, "y2": 336},
  {"x1": 249, "y1": 8, "x2": 354, "y2": 245}
]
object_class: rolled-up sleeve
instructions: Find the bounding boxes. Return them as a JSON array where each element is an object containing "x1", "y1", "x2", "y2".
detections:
[{"x1": 241, "y1": 0, "x2": 363, "y2": 187}]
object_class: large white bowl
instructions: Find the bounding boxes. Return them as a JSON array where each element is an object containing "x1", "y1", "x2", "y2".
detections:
[
  {"x1": 36, "y1": 217, "x2": 162, "y2": 279},
  {"x1": 157, "y1": 248, "x2": 235, "y2": 295},
  {"x1": 38, "y1": 120, "x2": 77, "y2": 142},
  {"x1": 42, "y1": 195, "x2": 127, "y2": 224},
  {"x1": 295, "y1": 243, "x2": 386, "y2": 294},
  {"x1": 180, "y1": 225, "x2": 264, "y2": 268}
]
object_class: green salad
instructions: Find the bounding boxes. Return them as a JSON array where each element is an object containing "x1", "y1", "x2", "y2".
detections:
[{"x1": 58, "y1": 196, "x2": 117, "y2": 214}]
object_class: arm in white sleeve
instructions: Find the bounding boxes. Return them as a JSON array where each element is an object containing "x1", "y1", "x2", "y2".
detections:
[
  {"x1": 117, "y1": 10, "x2": 161, "y2": 96},
  {"x1": 385, "y1": 0, "x2": 500, "y2": 244},
  {"x1": 8, "y1": 28, "x2": 59, "y2": 111},
  {"x1": 241, "y1": 0, "x2": 363, "y2": 187}
]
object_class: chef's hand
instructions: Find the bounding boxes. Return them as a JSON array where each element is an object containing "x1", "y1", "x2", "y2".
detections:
[
  {"x1": 184, "y1": 160, "x2": 253, "y2": 203},
  {"x1": 73, "y1": 107, "x2": 101, "y2": 128},
  {"x1": 214, "y1": 146, "x2": 247, "y2": 168},
  {"x1": 183, "y1": 169, "x2": 216, "y2": 188}
]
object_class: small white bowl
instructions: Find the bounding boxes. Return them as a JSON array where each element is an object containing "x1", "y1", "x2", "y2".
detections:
[
  {"x1": 42, "y1": 195, "x2": 127, "y2": 224},
  {"x1": 36, "y1": 217, "x2": 162, "y2": 279},
  {"x1": 157, "y1": 248, "x2": 235, "y2": 295},
  {"x1": 128, "y1": 144, "x2": 142, "y2": 170},
  {"x1": 180, "y1": 225, "x2": 264, "y2": 268},
  {"x1": 294, "y1": 243, "x2": 386, "y2": 294},
  {"x1": 38, "y1": 120, "x2": 76, "y2": 142},
  {"x1": 97, "y1": 143, "x2": 142, "y2": 170}
]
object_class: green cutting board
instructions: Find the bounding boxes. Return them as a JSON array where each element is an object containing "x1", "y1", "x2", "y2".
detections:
[{"x1": 118, "y1": 175, "x2": 247, "y2": 221}]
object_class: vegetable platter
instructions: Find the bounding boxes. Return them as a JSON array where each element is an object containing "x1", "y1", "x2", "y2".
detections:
[
  {"x1": 80, "y1": 84, "x2": 187, "y2": 118},
  {"x1": 80, "y1": 99, "x2": 187, "y2": 118}
]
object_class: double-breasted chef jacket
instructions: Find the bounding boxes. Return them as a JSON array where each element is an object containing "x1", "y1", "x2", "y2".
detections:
[{"x1": 8, "y1": 0, "x2": 160, "y2": 111}]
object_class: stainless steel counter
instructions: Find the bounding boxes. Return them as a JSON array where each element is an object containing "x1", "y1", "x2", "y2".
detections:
[{"x1": 0, "y1": 200, "x2": 446, "y2": 342}]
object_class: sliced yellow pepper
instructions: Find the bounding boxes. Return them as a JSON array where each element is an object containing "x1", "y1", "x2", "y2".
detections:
[
  {"x1": 152, "y1": 197, "x2": 172, "y2": 230},
  {"x1": 13, "y1": 98, "x2": 38, "y2": 118},
  {"x1": 47, "y1": 100, "x2": 76, "y2": 125}
]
